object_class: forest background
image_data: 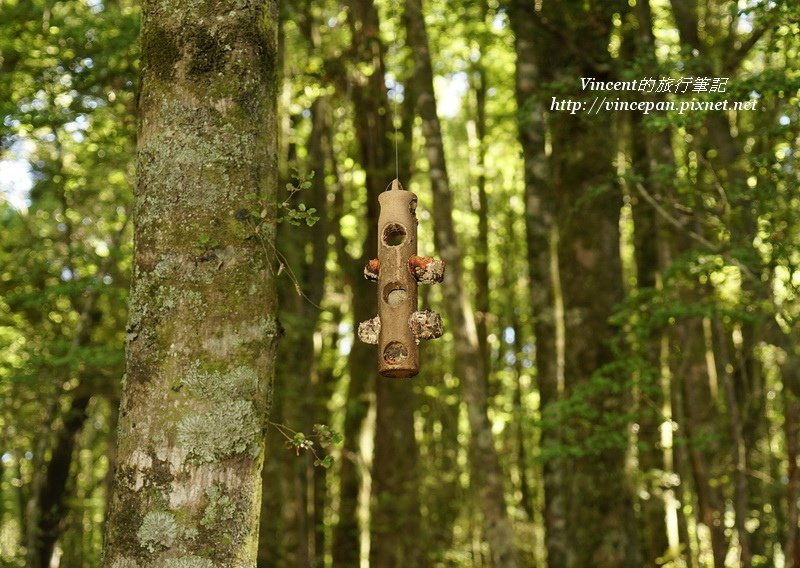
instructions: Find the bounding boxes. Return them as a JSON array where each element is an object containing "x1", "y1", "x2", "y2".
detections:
[{"x1": 1, "y1": 0, "x2": 800, "y2": 566}]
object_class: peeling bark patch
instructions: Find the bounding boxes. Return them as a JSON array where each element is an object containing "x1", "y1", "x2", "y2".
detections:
[
  {"x1": 137, "y1": 511, "x2": 178, "y2": 552},
  {"x1": 110, "y1": 557, "x2": 140, "y2": 568},
  {"x1": 165, "y1": 556, "x2": 216, "y2": 568},
  {"x1": 202, "y1": 316, "x2": 278, "y2": 358},
  {"x1": 147, "y1": 453, "x2": 175, "y2": 487},
  {"x1": 176, "y1": 400, "x2": 260, "y2": 463}
]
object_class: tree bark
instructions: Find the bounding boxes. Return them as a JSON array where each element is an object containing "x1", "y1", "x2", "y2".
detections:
[
  {"x1": 528, "y1": 0, "x2": 641, "y2": 565},
  {"x1": 405, "y1": 0, "x2": 518, "y2": 565},
  {"x1": 677, "y1": 320, "x2": 728, "y2": 568},
  {"x1": 623, "y1": 5, "x2": 671, "y2": 563},
  {"x1": 103, "y1": 0, "x2": 279, "y2": 565},
  {"x1": 712, "y1": 317, "x2": 753, "y2": 567},
  {"x1": 31, "y1": 394, "x2": 91, "y2": 568},
  {"x1": 370, "y1": 375, "x2": 425, "y2": 568},
  {"x1": 505, "y1": 2, "x2": 564, "y2": 566},
  {"x1": 783, "y1": 360, "x2": 800, "y2": 567},
  {"x1": 331, "y1": 0, "x2": 421, "y2": 564}
]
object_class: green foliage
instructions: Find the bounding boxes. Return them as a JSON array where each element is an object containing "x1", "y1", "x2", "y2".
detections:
[
  {"x1": 278, "y1": 170, "x2": 319, "y2": 227},
  {"x1": 269, "y1": 421, "x2": 342, "y2": 469},
  {"x1": 242, "y1": 169, "x2": 319, "y2": 228}
]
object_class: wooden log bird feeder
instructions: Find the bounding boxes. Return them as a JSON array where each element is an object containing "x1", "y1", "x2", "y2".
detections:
[{"x1": 357, "y1": 179, "x2": 445, "y2": 378}]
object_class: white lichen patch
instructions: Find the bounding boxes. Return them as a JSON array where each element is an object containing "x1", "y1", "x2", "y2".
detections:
[
  {"x1": 357, "y1": 316, "x2": 381, "y2": 345},
  {"x1": 181, "y1": 362, "x2": 258, "y2": 400},
  {"x1": 201, "y1": 484, "x2": 236, "y2": 527},
  {"x1": 164, "y1": 556, "x2": 216, "y2": 568},
  {"x1": 203, "y1": 316, "x2": 278, "y2": 358},
  {"x1": 183, "y1": 527, "x2": 199, "y2": 540},
  {"x1": 137, "y1": 511, "x2": 178, "y2": 552},
  {"x1": 176, "y1": 400, "x2": 260, "y2": 463},
  {"x1": 111, "y1": 557, "x2": 140, "y2": 568}
]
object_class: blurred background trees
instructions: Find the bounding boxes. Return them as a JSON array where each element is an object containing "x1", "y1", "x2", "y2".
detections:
[{"x1": 1, "y1": 0, "x2": 799, "y2": 566}]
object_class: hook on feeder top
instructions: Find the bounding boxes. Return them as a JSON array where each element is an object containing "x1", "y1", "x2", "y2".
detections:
[{"x1": 357, "y1": 179, "x2": 445, "y2": 378}]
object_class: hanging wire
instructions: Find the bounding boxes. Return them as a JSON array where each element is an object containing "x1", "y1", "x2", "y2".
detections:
[{"x1": 387, "y1": 0, "x2": 401, "y2": 182}]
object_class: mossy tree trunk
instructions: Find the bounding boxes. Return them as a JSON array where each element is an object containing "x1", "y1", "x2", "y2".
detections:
[{"x1": 103, "y1": 0, "x2": 279, "y2": 566}]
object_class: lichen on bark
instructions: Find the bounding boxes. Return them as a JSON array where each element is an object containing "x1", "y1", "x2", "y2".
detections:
[
  {"x1": 164, "y1": 556, "x2": 216, "y2": 568},
  {"x1": 102, "y1": 0, "x2": 279, "y2": 565},
  {"x1": 137, "y1": 511, "x2": 178, "y2": 553},
  {"x1": 176, "y1": 400, "x2": 261, "y2": 463},
  {"x1": 200, "y1": 484, "x2": 236, "y2": 528},
  {"x1": 181, "y1": 364, "x2": 259, "y2": 401}
]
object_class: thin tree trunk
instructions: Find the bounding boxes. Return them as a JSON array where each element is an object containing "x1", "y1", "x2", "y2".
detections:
[
  {"x1": 405, "y1": 0, "x2": 518, "y2": 565},
  {"x1": 369, "y1": 62, "x2": 425, "y2": 568},
  {"x1": 678, "y1": 319, "x2": 728, "y2": 568},
  {"x1": 331, "y1": 0, "x2": 397, "y2": 563},
  {"x1": 370, "y1": 376, "x2": 425, "y2": 568},
  {"x1": 784, "y1": 376, "x2": 800, "y2": 567},
  {"x1": 505, "y1": 2, "x2": 564, "y2": 565},
  {"x1": 622, "y1": 11, "x2": 670, "y2": 563},
  {"x1": 470, "y1": 41, "x2": 491, "y2": 386},
  {"x1": 103, "y1": 0, "x2": 279, "y2": 564},
  {"x1": 712, "y1": 317, "x2": 753, "y2": 567},
  {"x1": 31, "y1": 394, "x2": 91, "y2": 568}
]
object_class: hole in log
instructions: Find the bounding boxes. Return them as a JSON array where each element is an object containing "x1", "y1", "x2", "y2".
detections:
[
  {"x1": 383, "y1": 282, "x2": 407, "y2": 307},
  {"x1": 383, "y1": 341, "x2": 409, "y2": 365},
  {"x1": 382, "y1": 223, "x2": 407, "y2": 246},
  {"x1": 409, "y1": 199, "x2": 417, "y2": 216}
]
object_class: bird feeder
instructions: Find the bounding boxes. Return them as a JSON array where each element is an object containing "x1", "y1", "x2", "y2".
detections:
[{"x1": 357, "y1": 179, "x2": 445, "y2": 378}]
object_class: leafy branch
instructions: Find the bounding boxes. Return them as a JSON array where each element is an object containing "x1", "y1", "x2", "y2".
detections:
[
  {"x1": 244, "y1": 168, "x2": 319, "y2": 228},
  {"x1": 268, "y1": 421, "x2": 343, "y2": 469},
  {"x1": 240, "y1": 168, "x2": 323, "y2": 309}
]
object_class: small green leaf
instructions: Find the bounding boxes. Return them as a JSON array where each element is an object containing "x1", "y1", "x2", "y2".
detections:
[{"x1": 314, "y1": 455, "x2": 334, "y2": 469}]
